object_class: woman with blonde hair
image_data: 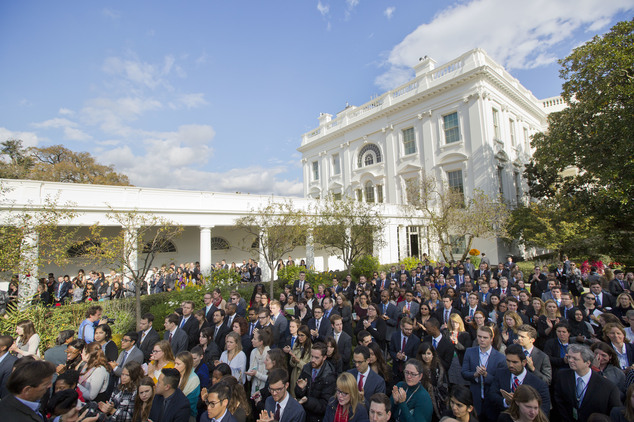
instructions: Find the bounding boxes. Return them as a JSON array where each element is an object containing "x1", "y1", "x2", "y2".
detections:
[
  {"x1": 529, "y1": 298, "x2": 546, "y2": 326},
  {"x1": 216, "y1": 331, "x2": 246, "y2": 383},
  {"x1": 498, "y1": 384, "x2": 548, "y2": 422},
  {"x1": 147, "y1": 340, "x2": 175, "y2": 383},
  {"x1": 335, "y1": 293, "x2": 354, "y2": 337},
  {"x1": 174, "y1": 351, "x2": 200, "y2": 418},
  {"x1": 77, "y1": 341, "x2": 110, "y2": 401},
  {"x1": 11, "y1": 320, "x2": 40, "y2": 358},
  {"x1": 537, "y1": 299, "x2": 562, "y2": 347},
  {"x1": 448, "y1": 313, "x2": 472, "y2": 364},
  {"x1": 322, "y1": 372, "x2": 369, "y2": 422},
  {"x1": 501, "y1": 311, "x2": 523, "y2": 346}
]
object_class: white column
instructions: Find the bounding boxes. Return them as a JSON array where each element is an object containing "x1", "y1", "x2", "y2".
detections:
[
  {"x1": 199, "y1": 226, "x2": 213, "y2": 276},
  {"x1": 259, "y1": 230, "x2": 270, "y2": 282},
  {"x1": 124, "y1": 227, "x2": 138, "y2": 285},
  {"x1": 18, "y1": 231, "x2": 39, "y2": 307},
  {"x1": 306, "y1": 228, "x2": 315, "y2": 270}
]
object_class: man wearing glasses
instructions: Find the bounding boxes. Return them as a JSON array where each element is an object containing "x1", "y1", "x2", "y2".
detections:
[
  {"x1": 347, "y1": 345, "x2": 385, "y2": 404},
  {"x1": 202, "y1": 382, "x2": 237, "y2": 422},
  {"x1": 149, "y1": 368, "x2": 190, "y2": 422},
  {"x1": 260, "y1": 368, "x2": 306, "y2": 422},
  {"x1": 109, "y1": 331, "x2": 143, "y2": 378}
]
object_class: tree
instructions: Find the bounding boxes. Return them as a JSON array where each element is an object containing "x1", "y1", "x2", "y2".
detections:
[
  {"x1": 81, "y1": 211, "x2": 184, "y2": 329},
  {"x1": 525, "y1": 19, "x2": 634, "y2": 261},
  {"x1": 0, "y1": 182, "x2": 80, "y2": 308},
  {"x1": 234, "y1": 200, "x2": 308, "y2": 297},
  {"x1": 0, "y1": 140, "x2": 131, "y2": 186},
  {"x1": 312, "y1": 196, "x2": 385, "y2": 271},
  {"x1": 406, "y1": 172, "x2": 510, "y2": 262}
]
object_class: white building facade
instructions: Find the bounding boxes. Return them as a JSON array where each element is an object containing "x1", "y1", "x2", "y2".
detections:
[{"x1": 298, "y1": 48, "x2": 563, "y2": 262}]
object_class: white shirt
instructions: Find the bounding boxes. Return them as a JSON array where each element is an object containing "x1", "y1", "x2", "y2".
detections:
[
  {"x1": 504, "y1": 368, "x2": 527, "y2": 407},
  {"x1": 357, "y1": 366, "x2": 371, "y2": 389},
  {"x1": 276, "y1": 391, "x2": 291, "y2": 421},
  {"x1": 575, "y1": 370, "x2": 592, "y2": 403}
]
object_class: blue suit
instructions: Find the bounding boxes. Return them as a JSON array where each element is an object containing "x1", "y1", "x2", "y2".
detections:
[
  {"x1": 484, "y1": 368, "x2": 551, "y2": 421},
  {"x1": 265, "y1": 395, "x2": 306, "y2": 422},
  {"x1": 460, "y1": 346, "x2": 506, "y2": 415},
  {"x1": 347, "y1": 368, "x2": 385, "y2": 404}
]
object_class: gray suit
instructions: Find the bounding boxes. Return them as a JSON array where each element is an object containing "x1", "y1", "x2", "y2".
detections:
[
  {"x1": 113, "y1": 346, "x2": 145, "y2": 377},
  {"x1": 397, "y1": 300, "x2": 420, "y2": 320},
  {"x1": 379, "y1": 302, "x2": 399, "y2": 342},
  {"x1": 272, "y1": 312, "x2": 289, "y2": 348},
  {"x1": 43, "y1": 344, "x2": 68, "y2": 366},
  {"x1": 165, "y1": 328, "x2": 188, "y2": 356},
  {"x1": 526, "y1": 346, "x2": 552, "y2": 385}
]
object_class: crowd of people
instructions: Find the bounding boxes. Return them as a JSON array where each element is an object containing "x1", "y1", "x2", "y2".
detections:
[{"x1": 1, "y1": 253, "x2": 634, "y2": 422}]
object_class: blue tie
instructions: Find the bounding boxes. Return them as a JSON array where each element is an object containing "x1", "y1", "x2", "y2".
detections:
[
  {"x1": 291, "y1": 336, "x2": 296, "y2": 348},
  {"x1": 432, "y1": 339, "x2": 438, "y2": 349}
]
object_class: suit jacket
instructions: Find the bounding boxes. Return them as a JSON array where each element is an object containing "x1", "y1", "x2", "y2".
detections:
[
  {"x1": 347, "y1": 368, "x2": 386, "y2": 403},
  {"x1": 335, "y1": 331, "x2": 352, "y2": 370},
  {"x1": 113, "y1": 346, "x2": 144, "y2": 377},
  {"x1": 0, "y1": 353, "x2": 17, "y2": 399},
  {"x1": 435, "y1": 307, "x2": 460, "y2": 325},
  {"x1": 485, "y1": 368, "x2": 551, "y2": 421},
  {"x1": 212, "y1": 324, "x2": 231, "y2": 351},
  {"x1": 354, "y1": 317, "x2": 387, "y2": 348},
  {"x1": 609, "y1": 278, "x2": 627, "y2": 297},
  {"x1": 422, "y1": 334, "x2": 454, "y2": 372},
  {"x1": 43, "y1": 344, "x2": 67, "y2": 366},
  {"x1": 0, "y1": 394, "x2": 43, "y2": 422},
  {"x1": 460, "y1": 346, "x2": 507, "y2": 414},
  {"x1": 201, "y1": 410, "x2": 238, "y2": 422},
  {"x1": 251, "y1": 266, "x2": 262, "y2": 283},
  {"x1": 473, "y1": 269, "x2": 490, "y2": 281},
  {"x1": 178, "y1": 315, "x2": 200, "y2": 350},
  {"x1": 307, "y1": 317, "x2": 333, "y2": 343},
  {"x1": 265, "y1": 395, "x2": 306, "y2": 422},
  {"x1": 389, "y1": 331, "x2": 420, "y2": 376},
  {"x1": 526, "y1": 346, "x2": 552, "y2": 385},
  {"x1": 149, "y1": 389, "x2": 191, "y2": 422},
  {"x1": 272, "y1": 312, "x2": 289, "y2": 348},
  {"x1": 543, "y1": 338, "x2": 569, "y2": 373},
  {"x1": 295, "y1": 360, "x2": 337, "y2": 422},
  {"x1": 378, "y1": 302, "x2": 399, "y2": 342},
  {"x1": 554, "y1": 369, "x2": 621, "y2": 422},
  {"x1": 56, "y1": 280, "x2": 72, "y2": 302},
  {"x1": 138, "y1": 327, "x2": 160, "y2": 363},
  {"x1": 202, "y1": 305, "x2": 216, "y2": 324},
  {"x1": 397, "y1": 300, "x2": 420, "y2": 320},
  {"x1": 164, "y1": 329, "x2": 188, "y2": 356}
]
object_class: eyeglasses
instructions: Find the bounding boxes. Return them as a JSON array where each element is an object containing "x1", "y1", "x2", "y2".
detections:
[
  {"x1": 268, "y1": 386, "x2": 286, "y2": 393},
  {"x1": 353, "y1": 360, "x2": 366, "y2": 365},
  {"x1": 404, "y1": 371, "x2": 420, "y2": 377},
  {"x1": 336, "y1": 389, "x2": 350, "y2": 396},
  {"x1": 258, "y1": 316, "x2": 267, "y2": 320},
  {"x1": 121, "y1": 338, "x2": 131, "y2": 343},
  {"x1": 206, "y1": 400, "x2": 223, "y2": 407}
]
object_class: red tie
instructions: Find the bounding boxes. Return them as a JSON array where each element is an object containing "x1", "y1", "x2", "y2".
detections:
[
  {"x1": 407, "y1": 302, "x2": 411, "y2": 311},
  {"x1": 402, "y1": 337, "x2": 406, "y2": 352},
  {"x1": 168, "y1": 332, "x2": 172, "y2": 343},
  {"x1": 358, "y1": 374, "x2": 364, "y2": 391},
  {"x1": 275, "y1": 403, "x2": 281, "y2": 420}
]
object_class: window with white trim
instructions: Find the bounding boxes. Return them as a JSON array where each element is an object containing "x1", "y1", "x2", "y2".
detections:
[
  {"x1": 403, "y1": 127, "x2": 416, "y2": 155},
  {"x1": 492, "y1": 108, "x2": 501, "y2": 140},
  {"x1": 376, "y1": 184, "x2": 384, "y2": 203},
  {"x1": 357, "y1": 144, "x2": 382, "y2": 168},
  {"x1": 365, "y1": 181, "x2": 375, "y2": 203},
  {"x1": 312, "y1": 161, "x2": 319, "y2": 181},
  {"x1": 497, "y1": 166, "x2": 505, "y2": 196},
  {"x1": 509, "y1": 119, "x2": 516, "y2": 146},
  {"x1": 447, "y1": 169, "x2": 464, "y2": 202},
  {"x1": 443, "y1": 112, "x2": 460, "y2": 144},
  {"x1": 356, "y1": 189, "x2": 363, "y2": 202},
  {"x1": 332, "y1": 154, "x2": 341, "y2": 175}
]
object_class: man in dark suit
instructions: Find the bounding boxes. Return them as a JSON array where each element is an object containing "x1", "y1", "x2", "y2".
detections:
[
  {"x1": 375, "y1": 271, "x2": 390, "y2": 297},
  {"x1": 543, "y1": 323, "x2": 571, "y2": 376},
  {"x1": 435, "y1": 296, "x2": 460, "y2": 329},
  {"x1": 461, "y1": 325, "x2": 507, "y2": 416},
  {"x1": 589, "y1": 280, "x2": 616, "y2": 310},
  {"x1": 554, "y1": 344, "x2": 621, "y2": 422},
  {"x1": 397, "y1": 291, "x2": 419, "y2": 321},
  {"x1": 0, "y1": 336, "x2": 17, "y2": 399},
  {"x1": 250, "y1": 261, "x2": 262, "y2": 283},
  {"x1": 294, "y1": 342, "x2": 337, "y2": 422},
  {"x1": 307, "y1": 305, "x2": 333, "y2": 343},
  {"x1": 609, "y1": 269, "x2": 629, "y2": 297},
  {"x1": 223, "y1": 304, "x2": 239, "y2": 332},
  {"x1": 423, "y1": 318, "x2": 455, "y2": 372},
  {"x1": 484, "y1": 344, "x2": 551, "y2": 422},
  {"x1": 378, "y1": 290, "x2": 399, "y2": 346},
  {"x1": 202, "y1": 382, "x2": 238, "y2": 422},
  {"x1": 331, "y1": 315, "x2": 352, "y2": 369},
  {"x1": 474, "y1": 264, "x2": 490, "y2": 282},
  {"x1": 202, "y1": 292, "x2": 216, "y2": 324},
  {"x1": 348, "y1": 345, "x2": 386, "y2": 404},
  {"x1": 294, "y1": 271, "x2": 309, "y2": 298},
  {"x1": 517, "y1": 324, "x2": 552, "y2": 385},
  {"x1": 179, "y1": 300, "x2": 200, "y2": 350},
  {"x1": 55, "y1": 275, "x2": 72, "y2": 304},
  {"x1": 212, "y1": 309, "x2": 231, "y2": 351},
  {"x1": 163, "y1": 314, "x2": 188, "y2": 356},
  {"x1": 460, "y1": 292, "x2": 487, "y2": 324},
  {"x1": 0, "y1": 359, "x2": 55, "y2": 421},
  {"x1": 264, "y1": 368, "x2": 306, "y2": 422},
  {"x1": 149, "y1": 368, "x2": 191, "y2": 422},
  {"x1": 138, "y1": 313, "x2": 160, "y2": 363},
  {"x1": 388, "y1": 317, "x2": 420, "y2": 382}
]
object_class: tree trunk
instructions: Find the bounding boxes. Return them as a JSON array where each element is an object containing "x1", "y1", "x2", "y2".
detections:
[
  {"x1": 461, "y1": 236, "x2": 474, "y2": 261},
  {"x1": 268, "y1": 263, "x2": 275, "y2": 299},
  {"x1": 135, "y1": 279, "x2": 142, "y2": 331}
]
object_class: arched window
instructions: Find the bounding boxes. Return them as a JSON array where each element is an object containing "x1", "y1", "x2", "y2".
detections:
[
  {"x1": 365, "y1": 181, "x2": 375, "y2": 203},
  {"x1": 210, "y1": 237, "x2": 230, "y2": 250},
  {"x1": 143, "y1": 239, "x2": 177, "y2": 254},
  {"x1": 357, "y1": 144, "x2": 382, "y2": 168},
  {"x1": 67, "y1": 241, "x2": 100, "y2": 258}
]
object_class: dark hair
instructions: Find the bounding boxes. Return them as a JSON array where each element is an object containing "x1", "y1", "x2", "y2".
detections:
[
  {"x1": 267, "y1": 348, "x2": 287, "y2": 370},
  {"x1": 55, "y1": 330, "x2": 75, "y2": 346},
  {"x1": 268, "y1": 368, "x2": 289, "y2": 385},
  {"x1": 124, "y1": 331, "x2": 139, "y2": 344},
  {"x1": 591, "y1": 341, "x2": 621, "y2": 367},
  {"x1": 369, "y1": 393, "x2": 391, "y2": 414},
  {"x1": 46, "y1": 389, "x2": 79, "y2": 416},
  {"x1": 133, "y1": 377, "x2": 155, "y2": 422},
  {"x1": 312, "y1": 341, "x2": 328, "y2": 357},
  {"x1": 141, "y1": 313, "x2": 155, "y2": 323},
  {"x1": 120, "y1": 361, "x2": 144, "y2": 392},
  {"x1": 191, "y1": 345, "x2": 204, "y2": 357},
  {"x1": 505, "y1": 344, "x2": 527, "y2": 361},
  {"x1": 160, "y1": 368, "x2": 181, "y2": 390},
  {"x1": 95, "y1": 323, "x2": 112, "y2": 341},
  {"x1": 208, "y1": 382, "x2": 231, "y2": 402},
  {"x1": 165, "y1": 313, "x2": 180, "y2": 326},
  {"x1": 449, "y1": 384, "x2": 475, "y2": 411},
  {"x1": 353, "y1": 345, "x2": 370, "y2": 360},
  {"x1": 367, "y1": 342, "x2": 391, "y2": 382},
  {"x1": 7, "y1": 360, "x2": 56, "y2": 394},
  {"x1": 55, "y1": 369, "x2": 79, "y2": 388},
  {"x1": 213, "y1": 363, "x2": 232, "y2": 378},
  {"x1": 85, "y1": 306, "x2": 102, "y2": 318},
  {"x1": 0, "y1": 335, "x2": 13, "y2": 351},
  {"x1": 357, "y1": 330, "x2": 371, "y2": 343}
]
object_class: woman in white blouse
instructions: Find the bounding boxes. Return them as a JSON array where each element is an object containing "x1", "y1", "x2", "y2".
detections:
[
  {"x1": 246, "y1": 327, "x2": 272, "y2": 395},
  {"x1": 10, "y1": 320, "x2": 40, "y2": 358},
  {"x1": 77, "y1": 342, "x2": 110, "y2": 401},
  {"x1": 215, "y1": 332, "x2": 246, "y2": 384}
]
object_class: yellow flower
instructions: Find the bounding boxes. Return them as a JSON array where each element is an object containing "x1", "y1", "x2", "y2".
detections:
[{"x1": 469, "y1": 248, "x2": 481, "y2": 256}]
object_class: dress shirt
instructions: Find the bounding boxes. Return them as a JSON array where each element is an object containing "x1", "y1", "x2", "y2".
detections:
[
  {"x1": 575, "y1": 370, "x2": 592, "y2": 404},
  {"x1": 357, "y1": 367, "x2": 370, "y2": 389},
  {"x1": 276, "y1": 391, "x2": 291, "y2": 422}
]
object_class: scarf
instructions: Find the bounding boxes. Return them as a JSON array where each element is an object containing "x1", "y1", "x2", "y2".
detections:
[{"x1": 334, "y1": 404, "x2": 350, "y2": 422}]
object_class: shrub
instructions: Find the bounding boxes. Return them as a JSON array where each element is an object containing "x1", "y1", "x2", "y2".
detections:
[
  {"x1": 350, "y1": 255, "x2": 380, "y2": 279},
  {"x1": 398, "y1": 256, "x2": 420, "y2": 272}
]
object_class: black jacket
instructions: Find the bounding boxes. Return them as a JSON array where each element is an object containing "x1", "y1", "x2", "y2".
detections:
[{"x1": 294, "y1": 360, "x2": 337, "y2": 422}]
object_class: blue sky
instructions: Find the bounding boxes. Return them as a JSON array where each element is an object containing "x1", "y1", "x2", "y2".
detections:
[{"x1": 1, "y1": 1, "x2": 632, "y2": 195}]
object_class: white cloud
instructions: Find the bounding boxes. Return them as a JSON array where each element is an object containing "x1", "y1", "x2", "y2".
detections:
[
  {"x1": 33, "y1": 118, "x2": 92, "y2": 141},
  {"x1": 103, "y1": 55, "x2": 174, "y2": 90},
  {"x1": 81, "y1": 96, "x2": 162, "y2": 136},
  {"x1": 375, "y1": 0, "x2": 633, "y2": 90},
  {"x1": 169, "y1": 93, "x2": 208, "y2": 109},
  {"x1": 58, "y1": 108, "x2": 74, "y2": 116},
  {"x1": 33, "y1": 118, "x2": 76, "y2": 129},
  {"x1": 102, "y1": 8, "x2": 121, "y2": 19},
  {"x1": 317, "y1": 1, "x2": 330, "y2": 16},
  {"x1": 0, "y1": 127, "x2": 41, "y2": 148},
  {"x1": 384, "y1": 7, "x2": 395, "y2": 20}
]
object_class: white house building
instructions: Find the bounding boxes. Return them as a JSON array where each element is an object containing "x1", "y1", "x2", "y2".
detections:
[{"x1": 298, "y1": 48, "x2": 564, "y2": 262}]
